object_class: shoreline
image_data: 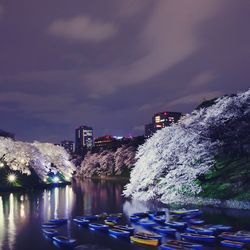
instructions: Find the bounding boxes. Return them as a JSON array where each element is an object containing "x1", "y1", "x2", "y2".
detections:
[
  {"x1": 0, "y1": 181, "x2": 71, "y2": 193},
  {"x1": 75, "y1": 176, "x2": 130, "y2": 181}
]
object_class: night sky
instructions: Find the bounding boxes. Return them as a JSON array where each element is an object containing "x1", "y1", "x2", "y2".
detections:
[{"x1": 0, "y1": 0, "x2": 250, "y2": 143}]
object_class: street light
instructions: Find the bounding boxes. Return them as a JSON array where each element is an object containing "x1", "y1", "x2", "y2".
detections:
[
  {"x1": 0, "y1": 162, "x2": 4, "y2": 168},
  {"x1": 8, "y1": 174, "x2": 16, "y2": 183}
]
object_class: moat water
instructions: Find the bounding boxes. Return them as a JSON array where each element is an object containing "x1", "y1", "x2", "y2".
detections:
[{"x1": 0, "y1": 179, "x2": 250, "y2": 250}]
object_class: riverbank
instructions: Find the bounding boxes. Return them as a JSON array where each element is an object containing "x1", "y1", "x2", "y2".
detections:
[{"x1": 0, "y1": 181, "x2": 71, "y2": 192}]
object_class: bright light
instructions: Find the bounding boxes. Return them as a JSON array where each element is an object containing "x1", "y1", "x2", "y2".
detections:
[
  {"x1": 65, "y1": 176, "x2": 71, "y2": 181},
  {"x1": 0, "y1": 162, "x2": 4, "y2": 168},
  {"x1": 52, "y1": 176, "x2": 60, "y2": 183},
  {"x1": 43, "y1": 178, "x2": 47, "y2": 183},
  {"x1": 8, "y1": 174, "x2": 16, "y2": 183}
]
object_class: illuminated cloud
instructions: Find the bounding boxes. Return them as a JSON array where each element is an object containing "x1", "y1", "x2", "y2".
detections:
[{"x1": 48, "y1": 15, "x2": 117, "y2": 43}]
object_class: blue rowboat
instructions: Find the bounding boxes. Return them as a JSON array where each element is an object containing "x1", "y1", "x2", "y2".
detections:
[
  {"x1": 166, "y1": 221, "x2": 187, "y2": 229},
  {"x1": 153, "y1": 215, "x2": 166, "y2": 223},
  {"x1": 219, "y1": 232, "x2": 250, "y2": 243},
  {"x1": 186, "y1": 226, "x2": 214, "y2": 236},
  {"x1": 130, "y1": 215, "x2": 140, "y2": 222},
  {"x1": 104, "y1": 218, "x2": 118, "y2": 226},
  {"x1": 189, "y1": 219, "x2": 204, "y2": 225},
  {"x1": 42, "y1": 223, "x2": 59, "y2": 228},
  {"x1": 139, "y1": 219, "x2": 157, "y2": 228},
  {"x1": 82, "y1": 215, "x2": 100, "y2": 221},
  {"x1": 52, "y1": 236, "x2": 76, "y2": 246},
  {"x1": 221, "y1": 240, "x2": 245, "y2": 249},
  {"x1": 154, "y1": 226, "x2": 176, "y2": 235},
  {"x1": 109, "y1": 228, "x2": 130, "y2": 238},
  {"x1": 89, "y1": 223, "x2": 109, "y2": 231},
  {"x1": 73, "y1": 218, "x2": 90, "y2": 226},
  {"x1": 49, "y1": 218, "x2": 67, "y2": 225},
  {"x1": 210, "y1": 224, "x2": 232, "y2": 232},
  {"x1": 160, "y1": 240, "x2": 203, "y2": 250},
  {"x1": 135, "y1": 231, "x2": 162, "y2": 240},
  {"x1": 42, "y1": 229, "x2": 58, "y2": 237},
  {"x1": 181, "y1": 233, "x2": 216, "y2": 243},
  {"x1": 114, "y1": 225, "x2": 134, "y2": 233},
  {"x1": 133, "y1": 212, "x2": 148, "y2": 218}
]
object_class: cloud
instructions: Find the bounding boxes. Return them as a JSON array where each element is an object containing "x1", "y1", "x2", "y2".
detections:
[
  {"x1": 166, "y1": 91, "x2": 223, "y2": 107},
  {"x1": 84, "y1": 0, "x2": 223, "y2": 95},
  {"x1": 48, "y1": 16, "x2": 117, "y2": 43},
  {"x1": 190, "y1": 71, "x2": 216, "y2": 87}
]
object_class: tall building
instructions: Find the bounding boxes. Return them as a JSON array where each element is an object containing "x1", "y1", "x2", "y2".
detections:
[
  {"x1": 75, "y1": 126, "x2": 93, "y2": 155},
  {"x1": 145, "y1": 111, "x2": 182, "y2": 138},
  {"x1": 61, "y1": 140, "x2": 74, "y2": 154}
]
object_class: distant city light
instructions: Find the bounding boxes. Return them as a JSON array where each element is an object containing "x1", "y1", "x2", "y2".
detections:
[
  {"x1": 8, "y1": 174, "x2": 16, "y2": 183},
  {"x1": 52, "y1": 176, "x2": 60, "y2": 183}
]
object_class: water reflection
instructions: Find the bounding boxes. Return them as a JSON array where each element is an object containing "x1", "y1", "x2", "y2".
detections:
[{"x1": 0, "y1": 179, "x2": 249, "y2": 250}]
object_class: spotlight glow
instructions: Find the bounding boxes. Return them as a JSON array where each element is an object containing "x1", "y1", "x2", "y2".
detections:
[
  {"x1": 8, "y1": 174, "x2": 16, "y2": 183},
  {"x1": 52, "y1": 176, "x2": 60, "y2": 183},
  {"x1": 0, "y1": 162, "x2": 4, "y2": 168}
]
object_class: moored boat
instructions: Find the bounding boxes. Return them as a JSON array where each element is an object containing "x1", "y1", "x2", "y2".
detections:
[
  {"x1": 82, "y1": 215, "x2": 100, "y2": 221},
  {"x1": 109, "y1": 213, "x2": 123, "y2": 218},
  {"x1": 49, "y1": 218, "x2": 67, "y2": 225},
  {"x1": 42, "y1": 229, "x2": 58, "y2": 237},
  {"x1": 181, "y1": 233, "x2": 216, "y2": 243},
  {"x1": 210, "y1": 224, "x2": 233, "y2": 232},
  {"x1": 153, "y1": 215, "x2": 166, "y2": 223},
  {"x1": 166, "y1": 221, "x2": 187, "y2": 229},
  {"x1": 154, "y1": 226, "x2": 176, "y2": 235},
  {"x1": 113, "y1": 225, "x2": 134, "y2": 233},
  {"x1": 219, "y1": 232, "x2": 250, "y2": 243},
  {"x1": 186, "y1": 226, "x2": 215, "y2": 236},
  {"x1": 130, "y1": 215, "x2": 140, "y2": 222},
  {"x1": 52, "y1": 236, "x2": 76, "y2": 246},
  {"x1": 221, "y1": 240, "x2": 245, "y2": 249},
  {"x1": 109, "y1": 228, "x2": 130, "y2": 238},
  {"x1": 89, "y1": 223, "x2": 109, "y2": 231},
  {"x1": 73, "y1": 218, "x2": 90, "y2": 226},
  {"x1": 135, "y1": 231, "x2": 162, "y2": 240},
  {"x1": 189, "y1": 219, "x2": 204, "y2": 225},
  {"x1": 138, "y1": 219, "x2": 156, "y2": 228},
  {"x1": 130, "y1": 235, "x2": 159, "y2": 247},
  {"x1": 160, "y1": 240, "x2": 203, "y2": 250},
  {"x1": 42, "y1": 222, "x2": 59, "y2": 228},
  {"x1": 104, "y1": 218, "x2": 118, "y2": 226}
]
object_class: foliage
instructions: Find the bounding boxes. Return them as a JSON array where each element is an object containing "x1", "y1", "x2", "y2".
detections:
[{"x1": 124, "y1": 89, "x2": 250, "y2": 203}]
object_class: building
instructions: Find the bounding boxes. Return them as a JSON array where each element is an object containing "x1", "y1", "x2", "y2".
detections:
[
  {"x1": 75, "y1": 126, "x2": 93, "y2": 155},
  {"x1": 61, "y1": 140, "x2": 74, "y2": 154},
  {"x1": 94, "y1": 135, "x2": 117, "y2": 150},
  {"x1": 145, "y1": 111, "x2": 182, "y2": 138}
]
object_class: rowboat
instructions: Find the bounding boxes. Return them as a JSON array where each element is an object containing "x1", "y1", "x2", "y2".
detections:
[
  {"x1": 210, "y1": 224, "x2": 232, "y2": 232},
  {"x1": 189, "y1": 219, "x2": 204, "y2": 225},
  {"x1": 52, "y1": 236, "x2": 76, "y2": 246},
  {"x1": 138, "y1": 219, "x2": 156, "y2": 228},
  {"x1": 109, "y1": 228, "x2": 130, "y2": 238},
  {"x1": 73, "y1": 218, "x2": 90, "y2": 226},
  {"x1": 133, "y1": 212, "x2": 149, "y2": 218},
  {"x1": 49, "y1": 218, "x2": 67, "y2": 225},
  {"x1": 42, "y1": 223, "x2": 59, "y2": 228},
  {"x1": 113, "y1": 225, "x2": 134, "y2": 233},
  {"x1": 154, "y1": 226, "x2": 176, "y2": 235},
  {"x1": 130, "y1": 215, "x2": 140, "y2": 222},
  {"x1": 166, "y1": 221, "x2": 187, "y2": 229},
  {"x1": 104, "y1": 218, "x2": 118, "y2": 226},
  {"x1": 135, "y1": 231, "x2": 162, "y2": 240},
  {"x1": 153, "y1": 215, "x2": 166, "y2": 223},
  {"x1": 186, "y1": 226, "x2": 215, "y2": 236},
  {"x1": 82, "y1": 215, "x2": 100, "y2": 221},
  {"x1": 221, "y1": 240, "x2": 245, "y2": 249},
  {"x1": 89, "y1": 223, "x2": 109, "y2": 231},
  {"x1": 130, "y1": 236, "x2": 159, "y2": 247},
  {"x1": 42, "y1": 229, "x2": 58, "y2": 237},
  {"x1": 170, "y1": 209, "x2": 200, "y2": 216},
  {"x1": 181, "y1": 233, "x2": 216, "y2": 243},
  {"x1": 160, "y1": 240, "x2": 203, "y2": 250},
  {"x1": 219, "y1": 232, "x2": 250, "y2": 243}
]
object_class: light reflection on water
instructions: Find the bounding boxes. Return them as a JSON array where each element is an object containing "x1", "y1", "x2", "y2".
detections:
[{"x1": 0, "y1": 179, "x2": 249, "y2": 250}]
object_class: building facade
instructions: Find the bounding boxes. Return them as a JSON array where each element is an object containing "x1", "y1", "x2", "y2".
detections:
[
  {"x1": 94, "y1": 135, "x2": 117, "y2": 150},
  {"x1": 75, "y1": 126, "x2": 93, "y2": 155},
  {"x1": 145, "y1": 111, "x2": 182, "y2": 138},
  {"x1": 61, "y1": 140, "x2": 74, "y2": 154}
]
